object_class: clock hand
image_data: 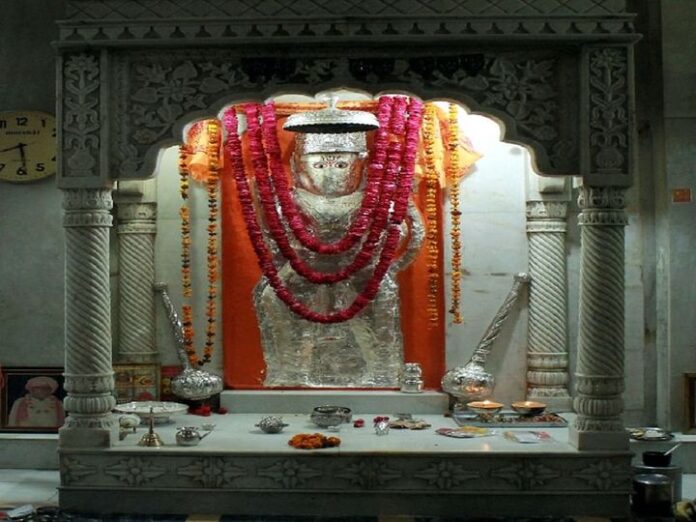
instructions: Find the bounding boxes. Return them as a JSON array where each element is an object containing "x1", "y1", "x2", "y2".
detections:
[
  {"x1": 0, "y1": 143, "x2": 21, "y2": 154},
  {"x1": 17, "y1": 142, "x2": 27, "y2": 167}
]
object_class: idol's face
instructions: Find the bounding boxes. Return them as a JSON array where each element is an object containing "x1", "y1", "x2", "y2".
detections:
[{"x1": 294, "y1": 152, "x2": 364, "y2": 196}]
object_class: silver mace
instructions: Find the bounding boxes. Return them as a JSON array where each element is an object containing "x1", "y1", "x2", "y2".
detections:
[
  {"x1": 441, "y1": 272, "x2": 531, "y2": 409},
  {"x1": 154, "y1": 282, "x2": 223, "y2": 402}
]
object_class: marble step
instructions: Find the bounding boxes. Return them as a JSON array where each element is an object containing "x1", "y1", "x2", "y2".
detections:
[
  {"x1": 220, "y1": 390, "x2": 449, "y2": 415},
  {"x1": 0, "y1": 433, "x2": 58, "y2": 470}
]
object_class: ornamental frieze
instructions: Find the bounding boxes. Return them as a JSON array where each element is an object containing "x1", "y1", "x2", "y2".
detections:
[
  {"x1": 66, "y1": 0, "x2": 628, "y2": 20},
  {"x1": 111, "y1": 50, "x2": 577, "y2": 179}
]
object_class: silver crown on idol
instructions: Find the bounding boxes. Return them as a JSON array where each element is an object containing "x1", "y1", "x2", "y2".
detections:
[
  {"x1": 283, "y1": 93, "x2": 379, "y2": 134},
  {"x1": 294, "y1": 132, "x2": 368, "y2": 154}
]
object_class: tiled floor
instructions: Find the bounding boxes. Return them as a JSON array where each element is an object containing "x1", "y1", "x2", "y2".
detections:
[{"x1": 1, "y1": 470, "x2": 695, "y2": 521}]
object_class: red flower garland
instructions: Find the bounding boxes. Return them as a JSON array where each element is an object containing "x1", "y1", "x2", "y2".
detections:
[
  {"x1": 260, "y1": 98, "x2": 394, "y2": 255},
  {"x1": 222, "y1": 96, "x2": 423, "y2": 323}
]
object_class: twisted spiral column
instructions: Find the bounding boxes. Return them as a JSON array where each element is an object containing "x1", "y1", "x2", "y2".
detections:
[
  {"x1": 62, "y1": 188, "x2": 117, "y2": 446},
  {"x1": 525, "y1": 201, "x2": 571, "y2": 409},
  {"x1": 116, "y1": 203, "x2": 157, "y2": 363},
  {"x1": 570, "y1": 186, "x2": 628, "y2": 450}
]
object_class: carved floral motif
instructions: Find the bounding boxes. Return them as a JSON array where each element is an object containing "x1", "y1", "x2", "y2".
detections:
[
  {"x1": 588, "y1": 47, "x2": 629, "y2": 176},
  {"x1": 257, "y1": 459, "x2": 321, "y2": 488},
  {"x1": 63, "y1": 54, "x2": 100, "y2": 178},
  {"x1": 61, "y1": 457, "x2": 97, "y2": 484},
  {"x1": 177, "y1": 458, "x2": 246, "y2": 488},
  {"x1": 104, "y1": 458, "x2": 166, "y2": 486},
  {"x1": 413, "y1": 461, "x2": 479, "y2": 490},
  {"x1": 491, "y1": 461, "x2": 560, "y2": 490},
  {"x1": 334, "y1": 460, "x2": 402, "y2": 489},
  {"x1": 571, "y1": 459, "x2": 630, "y2": 491}
]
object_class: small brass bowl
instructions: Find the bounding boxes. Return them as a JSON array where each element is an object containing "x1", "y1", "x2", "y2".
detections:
[
  {"x1": 511, "y1": 401, "x2": 547, "y2": 416},
  {"x1": 466, "y1": 400, "x2": 504, "y2": 415}
]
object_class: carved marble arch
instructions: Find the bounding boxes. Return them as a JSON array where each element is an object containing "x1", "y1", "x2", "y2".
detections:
[{"x1": 114, "y1": 52, "x2": 581, "y2": 181}]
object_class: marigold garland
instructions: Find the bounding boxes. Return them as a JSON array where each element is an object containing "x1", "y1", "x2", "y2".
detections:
[
  {"x1": 447, "y1": 103, "x2": 463, "y2": 324},
  {"x1": 177, "y1": 121, "x2": 221, "y2": 368},
  {"x1": 421, "y1": 104, "x2": 440, "y2": 327}
]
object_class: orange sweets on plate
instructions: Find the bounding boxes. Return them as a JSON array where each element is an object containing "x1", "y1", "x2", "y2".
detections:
[{"x1": 288, "y1": 433, "x2": 341, "y2": 449}]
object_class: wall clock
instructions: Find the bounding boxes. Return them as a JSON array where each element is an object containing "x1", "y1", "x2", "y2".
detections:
[{"x1": 0, "y1": 111, "x2": 56, "y2": 183}]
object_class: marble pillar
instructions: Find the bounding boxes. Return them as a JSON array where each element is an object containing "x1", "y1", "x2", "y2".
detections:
[
  {"x1": 60, "y1": 188, "x2": 117, "y2": 448},
  {"x1": 569, "y1": 185, "x2": 628, "y2": 450},
  {"x1": 525, "y1": 201, "x2": 572, "y2": 410},
  {"x1": 116, "y1": 202, "x2": 157, "y2": 364}
]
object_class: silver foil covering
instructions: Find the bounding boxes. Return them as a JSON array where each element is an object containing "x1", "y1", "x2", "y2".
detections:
[{"x1": 254, "y1": 147, "x2": 423, "y2": 388}]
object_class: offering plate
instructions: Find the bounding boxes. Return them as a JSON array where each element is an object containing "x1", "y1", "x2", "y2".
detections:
[{"x1": 115, "y1": 401, "x2": 188, "y2": 424}]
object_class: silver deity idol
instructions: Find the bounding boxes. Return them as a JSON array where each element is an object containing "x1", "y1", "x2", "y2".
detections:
[{"x1": 254, "y1": 108, "x2": 423, "y2": 388}]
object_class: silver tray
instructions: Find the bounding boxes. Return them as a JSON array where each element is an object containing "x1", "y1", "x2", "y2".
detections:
[{"x1": 451, "y1": 411, "x2": 567, "y2": 428}]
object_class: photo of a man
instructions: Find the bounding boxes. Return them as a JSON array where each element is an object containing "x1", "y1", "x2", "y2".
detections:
[{"x1": 6, "y1": 375, "x2": 65, "y2": 428}]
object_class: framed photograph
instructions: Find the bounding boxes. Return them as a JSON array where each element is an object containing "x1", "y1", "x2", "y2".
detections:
[
  {"x1": 113, "y1": 363, "x2": 160, "y2": 404},
  {"x1": 0, "y1": 367, "x2": 66, "y2": 433},
  {"x1": 685, "y1": 373, "x2": 696, "y2": 433}
]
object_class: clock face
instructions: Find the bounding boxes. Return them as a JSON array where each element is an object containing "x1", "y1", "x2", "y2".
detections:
[{"x1": 0, "y1": 111, "x2": 57, "y2": 183}]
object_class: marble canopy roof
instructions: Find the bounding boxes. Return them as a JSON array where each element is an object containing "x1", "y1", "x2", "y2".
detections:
[{"x1": 56, "y1": 0, "x2": 638, "y2": 188}]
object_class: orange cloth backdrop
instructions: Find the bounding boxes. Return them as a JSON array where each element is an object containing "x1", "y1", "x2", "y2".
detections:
[{"x1": 219, "y1": 106, "x2": 446, "y2": 389}]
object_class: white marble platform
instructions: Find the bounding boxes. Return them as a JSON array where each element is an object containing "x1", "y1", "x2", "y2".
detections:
[{"x1": 59, "y1": 412, "x2": 633, "y2": 518}]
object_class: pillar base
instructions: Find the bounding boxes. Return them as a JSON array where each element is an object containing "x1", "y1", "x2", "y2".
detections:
[
  {"x1": 568, "y1": 426, "x2": 629, "y2": 450},
  {"x1": 59, "y1": 424, "x2": 118, "y2": 449}
]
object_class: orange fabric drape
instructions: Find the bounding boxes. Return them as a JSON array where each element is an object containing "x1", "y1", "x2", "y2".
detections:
[{"x1": 219, "y1": 112, "x2": 446, "y2": 389}]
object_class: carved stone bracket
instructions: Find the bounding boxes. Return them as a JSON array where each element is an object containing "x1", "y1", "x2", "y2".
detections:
[
  {"x1": 525, "y1": 201, "x2": 571, "y2": 408},
  {"x1": 584, "y1": 46, "x2": 632, "y2": 186}
]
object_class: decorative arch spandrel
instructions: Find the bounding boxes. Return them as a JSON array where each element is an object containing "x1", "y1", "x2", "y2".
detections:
[{"x1": 108, "y1": 49, "x2": 579, "y2": 180}]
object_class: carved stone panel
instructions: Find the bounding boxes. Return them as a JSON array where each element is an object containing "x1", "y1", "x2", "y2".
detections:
[
  {"x1": 66, "y1": 0, "x2": 628, "y2": 20},
  {"x1": 111, "y1": 49, "x2": 578, "y2": 179},
  {"x1": 583, "y1": 46, "x2": 632, "y2": 186}
]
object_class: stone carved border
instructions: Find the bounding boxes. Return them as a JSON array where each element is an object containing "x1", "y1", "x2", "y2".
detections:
[
  {"x1": 60, "y1": 452, "x2": 632, "y2": 494},
  {"x1": 65, "y1": 0, "x2": 629, "y2": 19},
  {"x1": 106, "y1": 49, "x2": 577, "y2": 180},
  {"x1": 58, "y1": 18, "x2": 638, "y2": 46}
]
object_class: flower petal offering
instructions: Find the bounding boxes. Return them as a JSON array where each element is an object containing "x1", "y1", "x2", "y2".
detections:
[{"x1": 288, "y1": 433, "x2": 341, "y2": 449}]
